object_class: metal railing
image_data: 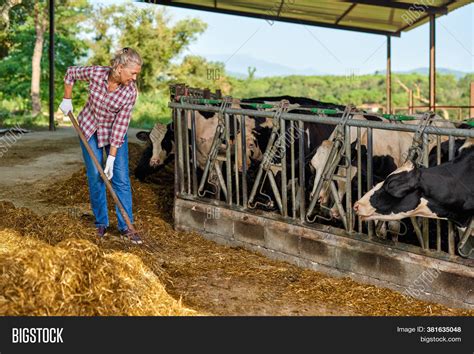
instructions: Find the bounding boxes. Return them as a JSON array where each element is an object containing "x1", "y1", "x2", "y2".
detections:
[{"x1": 169, "y1": 86, "x2": 474, "y2": 260}]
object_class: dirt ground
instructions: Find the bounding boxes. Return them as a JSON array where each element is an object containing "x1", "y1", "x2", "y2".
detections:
[{"x1": 0, "y1": 126, "x2": 472, "y2": 316}]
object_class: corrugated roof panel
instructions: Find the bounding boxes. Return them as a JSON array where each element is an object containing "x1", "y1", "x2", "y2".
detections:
[{"x1": 143, "y1": 0, "x2": 471, "y2": 36}]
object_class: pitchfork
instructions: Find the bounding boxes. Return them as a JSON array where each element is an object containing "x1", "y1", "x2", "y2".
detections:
[{"x1": 67, "y1": 111, "x2": 142, "y2": 244}]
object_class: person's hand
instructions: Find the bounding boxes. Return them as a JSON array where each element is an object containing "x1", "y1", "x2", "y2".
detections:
[
  {"x1": 104, "y1": 155, "x2": 115, "y2": 180},
  {"x1": 59, "y1": 98, "x2": 73, "y2": 115}
]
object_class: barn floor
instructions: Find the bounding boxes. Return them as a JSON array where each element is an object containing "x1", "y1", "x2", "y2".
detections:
[{"x1": 0, "y1": 127, "x2": 472, "y2": 316}]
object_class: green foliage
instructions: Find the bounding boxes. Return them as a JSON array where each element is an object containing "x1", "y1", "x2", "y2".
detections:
[
  {"x1": 169, "y1": 55, "x2": 231, "y2": 93},
  {"x1": 87, "y1": 4, "x2": 208, "y2": 92},
  {"x1": 130, "y1": 91, "x2": 171, "y2": 129},
  {"x1": 229, "y1": 73, "x2": 473, "y2": 111},
  {"x1": 0, "y1": 0, "x2": 91, "y2": 114}
]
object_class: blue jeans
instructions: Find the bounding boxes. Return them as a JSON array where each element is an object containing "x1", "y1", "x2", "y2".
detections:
[{"x1": 79, "y1": 133, "x2": 134, "y2": 232}]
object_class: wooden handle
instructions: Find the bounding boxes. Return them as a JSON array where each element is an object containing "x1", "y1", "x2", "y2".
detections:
[{"x1": 68, "y1": 111, "x2": 136, "y2": 233}]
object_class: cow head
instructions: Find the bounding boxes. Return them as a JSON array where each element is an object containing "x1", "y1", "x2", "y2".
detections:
[
  {"x1": 310, "y1": 140, "x2": 333, "y2": 203},
  {"x1": 136, "y1": 123, "x2": 174, "y2": 168},
  {"x1": 353, "y1": 161, "x2": 434, "y2": 221}
]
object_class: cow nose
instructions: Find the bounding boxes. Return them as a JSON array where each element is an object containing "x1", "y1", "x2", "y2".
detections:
[
  {"x1": 353, "y1": 202, "x2": 359, "y2": 213},
  {"x1": 150, "y1": 158, "x2": 161, "y2": 167}
]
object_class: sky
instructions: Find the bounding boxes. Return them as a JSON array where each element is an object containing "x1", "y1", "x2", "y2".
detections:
[{"x1": 92, "y1": 0, "x2": 473, "y2": 76}]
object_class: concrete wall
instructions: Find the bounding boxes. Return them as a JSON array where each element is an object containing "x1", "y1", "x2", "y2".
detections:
[{"x1": 174, "y1": 197, "x2": 474, "y2": 310}]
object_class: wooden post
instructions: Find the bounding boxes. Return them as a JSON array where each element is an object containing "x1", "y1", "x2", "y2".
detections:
[
  {"x1": 408, "y1": 89, "x2": 413, "y2": 114},
  {"x1": 470, "y1": 82, "x2": 474, "y2": 118}
]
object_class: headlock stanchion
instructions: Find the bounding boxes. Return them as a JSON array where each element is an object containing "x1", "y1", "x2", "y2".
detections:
[
  {"x1": 168, "y1": 84, "x2": 474, "y2": 261},
  {"x1": 197, "y1": 96, "x2": 233, "y2": 200},
  {"x1": 458, "y1": 218, "x2": 474, "y2": 258},
  {"x1": 305, "y1": 105, "x2": 355, "y2": 229},
  {"x1": 247, "y1": 100, "x2": 290, "y2": 212},
  {"x1": 404, "y1": 112, "x2": 437, "y2": 249}
]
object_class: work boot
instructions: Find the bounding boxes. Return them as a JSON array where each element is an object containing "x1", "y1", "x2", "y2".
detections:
[
  {"x1": 120, "y1": 228, "x2": 143, "y2": 245},
  {"x1": 96, "y1": 226, "x2": 107, "y2": 239}
]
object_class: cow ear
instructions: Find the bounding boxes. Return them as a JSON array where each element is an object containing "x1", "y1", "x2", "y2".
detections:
[
  {"x1": 136, "y1": 131, "x2": 150, "y2": 141},
  {"x1": 383, "y1": 170, "x2": 420, "y2": 198}
]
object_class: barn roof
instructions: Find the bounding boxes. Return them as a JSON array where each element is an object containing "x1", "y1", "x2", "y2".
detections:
[{"x1": 142, "y1": 1, "x2": 470, "y2": 37}]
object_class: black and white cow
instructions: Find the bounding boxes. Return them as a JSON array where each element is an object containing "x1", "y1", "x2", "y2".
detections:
[
  {"x1": 134, "y1": 102, "x2": 248, "y2": 182},
  {"x1": 354, "y1": 138, "x2": 474, "y2": 229},
  {"x1": 135, "y1": 123, "x2": 175, "y2": 181},
  {"x1": 235, "y1": 96, "x2": 347, "y2": 210},
  {"x1": 310, "y1": 118, "x2": 456, "y2": 219}
]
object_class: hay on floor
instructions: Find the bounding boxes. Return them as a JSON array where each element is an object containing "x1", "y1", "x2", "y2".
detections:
[{"x1": 0, "y1": 230, "x2": 197, "y2": 316}]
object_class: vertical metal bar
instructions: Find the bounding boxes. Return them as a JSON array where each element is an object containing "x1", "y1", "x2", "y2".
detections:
[
  {"x1": 247, "y1": 125, "x2": 281, "y2": 206},
  {"x1": 366, "y1": 127, "x2": 374, "y2": 238},
  {"x1": 241, "y1": 115, "x2": 248, "y2": 208},
  {"x1": 191, "y1": 110, "x2": 198, "y2": 196},
  {"x1": 429, "y1": 14, "x2": 436, "y2": 111},
  {"x1": 290, "y1": 120, "x2": 296, "y2": 219},
  {"x1": 345, "y1": 125, "x2": 352, "y2": 233},
  {"x1": 173, "y1": 109, "x2": 179, "y2": 199},
  {"x1": 298, "y1": 120, "x2": 305, "y2": 222},
  {"x1": 214, "y1": 162, "x2": 228, "y2": 200},
  {"x1": 386, "y1": 35, "x2": 392, "y2": 115},
  {"x1": 422, "y1": 133, "x2": 429, "y2": 249},
  {"x1": 448, "y1": 136, "x2": 455, "y2": 255},
  {"x1": 470, "y1": 82, "x2": 474, "y2": 118},
  {"x1": 225, "y1": 113, "x2": 232, "y2": 205},
  {"x1": 233, "y1": 114, "x2": 240, "y2": 206},
  {"x1": 268, "y1": 171, "x2": 283, "y2": 213},
  {"x1": 436, "y1": 134, "x2": 441, "y2": 251},
  {"x1": 357, "y1": 127, "x2": 362, "y2": 234},
  {"x1": 281, "y1": 118, "x2": 287, "y2": 217},
  {"x1": 49, "y1": 0, "x2": 55, "y2": 132},
  {"x1": 184, "y1": 109, "x2": 191, "y2": 195},
  {"x1": 410, "y1": 218, "x2": 426, "y2": 249},
  {"x1": 176, "y1": 109, "x2": 185, "y2": 195},
  {"x1": 331, "y1": 182, "x2": 348, "y2": 230}
]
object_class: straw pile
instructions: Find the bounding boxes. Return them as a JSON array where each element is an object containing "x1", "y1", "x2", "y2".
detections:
[
  {"x1": 1, "y1": 142, "x2": 471, "y2": 316},
  {"x1": 0, "y1": 229, "x2": 196, "y2": 316}
]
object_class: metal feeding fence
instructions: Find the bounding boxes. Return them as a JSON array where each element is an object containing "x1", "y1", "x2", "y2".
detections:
[{"x1": 168, "y1": 84, "x2": 474, "y2": 260}]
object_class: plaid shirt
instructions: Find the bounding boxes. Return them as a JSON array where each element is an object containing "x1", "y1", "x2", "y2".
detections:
[{"x1": 64, "y1": 65, "x2": 138, "y2": 148}]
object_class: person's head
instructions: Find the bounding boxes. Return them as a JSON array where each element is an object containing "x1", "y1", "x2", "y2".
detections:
[{"x1": 110, "y1": 47, "x2": 142, "y2": 86}]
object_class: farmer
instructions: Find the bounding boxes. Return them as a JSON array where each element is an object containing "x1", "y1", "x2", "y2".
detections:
[{"x1": 59, "y1": 47, "x2": 142, "y2": 244}]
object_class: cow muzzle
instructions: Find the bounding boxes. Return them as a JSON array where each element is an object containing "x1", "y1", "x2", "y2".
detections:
[
  {"x1": 149, "y1": 158, "x2": 161, "y2": 167},
  {"x1": 353, "y1": 201, "x2": 375, "y2": 220}
]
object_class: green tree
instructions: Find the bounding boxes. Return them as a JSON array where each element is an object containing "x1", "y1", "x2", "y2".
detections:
[
  {"x1": 0, "y1": 0, "x2": 91, "y2": 115},
  {"x1": 87, "y1": 4, "x2": 207, "y2": 92},
  {"x1": 169, "y1": 55, "x2": 231, "y2": 93}
]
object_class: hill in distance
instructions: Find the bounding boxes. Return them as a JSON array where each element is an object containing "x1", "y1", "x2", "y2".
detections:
[{"x1": 203, "y1": 54, "x2": 471, "y2": 79}]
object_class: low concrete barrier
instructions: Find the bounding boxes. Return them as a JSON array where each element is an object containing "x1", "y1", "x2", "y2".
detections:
[{"x1": 174, "y1": 197, "x2": 474, "y2": 310}]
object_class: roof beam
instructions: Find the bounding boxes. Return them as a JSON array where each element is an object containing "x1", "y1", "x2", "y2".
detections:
[
  {"x1": 143, "y1": 0, "x2": 400, "y2": 37},
  {"x1": 335, "y1": 3, "x2": 357, "y2": 25},
  {"x1": 343, "y1": 1, "x2": 448, "y2": 15},
  {"x1": 276, "y1": 0, "x2": 285, "y2": 18},
  {"x1": 396, "y1": 0, "x2": 455, "y2": 34}
]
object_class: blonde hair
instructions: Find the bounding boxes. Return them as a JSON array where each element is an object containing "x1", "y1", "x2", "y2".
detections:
[{"x1": 110, "y1": 47, "x2": 143, "y2": 81}]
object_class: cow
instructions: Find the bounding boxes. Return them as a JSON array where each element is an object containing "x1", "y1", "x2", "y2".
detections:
[
  {"x1": 134, "y1": 101, "x2": 253, "y2": 183},
  {"x1": 353, "y1": 138, "x2": 474, "y2": 230},
  {"x1": 427, "y1": 138, "x2": 466, "y2": 167},
  {"x1": 234, "y1": 96, "x2": 348, "y2": 211},
  {"x1": 135, "y1": 123, "x2": 174, "y2": 181},
  {"x1": 310, "y1": 117, "x2": 456, "y2": 219}
]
